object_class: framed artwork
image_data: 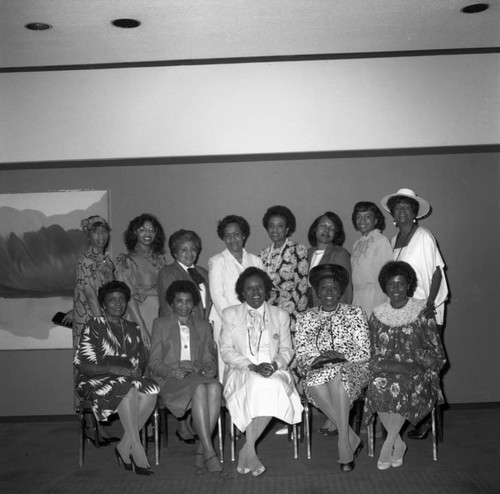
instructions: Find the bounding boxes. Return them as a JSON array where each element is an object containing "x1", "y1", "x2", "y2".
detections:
[{"x1": 0, "y1": 190, "x2": 110, "y2": 349}]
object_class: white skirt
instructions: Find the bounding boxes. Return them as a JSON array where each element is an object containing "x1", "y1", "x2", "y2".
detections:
[{"x1": 224, "y1": 367, "x2": 303, "y2": 432}]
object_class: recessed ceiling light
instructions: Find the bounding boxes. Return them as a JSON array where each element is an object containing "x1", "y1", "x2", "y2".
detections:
[
  {"x1": 25, "y1": 22, "x2": 52, "y2": 31},
  {"x1": 111, "y1": 18, "x2": 141, "y2": 28},
  {"x1": 461, "y1": 3, "x2": 490, "y2": 13}
]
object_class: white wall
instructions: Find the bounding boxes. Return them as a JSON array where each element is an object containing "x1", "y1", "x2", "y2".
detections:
[{"x1": 2, "y1": 54, "x2": 499, "y2": 163}]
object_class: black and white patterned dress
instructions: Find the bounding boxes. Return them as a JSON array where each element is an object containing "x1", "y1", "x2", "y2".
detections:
[
  {"x1": 74, "y1": 317, "x2": 159, "y2": 421},
  {"x1": 295, "y1": 304, "x2": 370, "y2": 405}
]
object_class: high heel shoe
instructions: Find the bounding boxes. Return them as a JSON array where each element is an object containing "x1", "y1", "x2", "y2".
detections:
[
  {"x1": 130, "y1": 457, "x2": 154, "y2": 476},
  {"x1": 407, "y1": 425, "x2": 431, "y2": 440},
  {"x1": 391, "y1": 442, "x2": 407, "y2": 468},
  {"x1": 205, "y1": 455, "x2": 227, "y2": 478},
  {"x1": 175, "y1": 430, "x2": 196, "y2": 445},
  {"x1": 339, "y1": 440, "x2": 363, "y2": 473},
  {"x1": 114, "y1": 447, "x2": 133, "y2": 471}
]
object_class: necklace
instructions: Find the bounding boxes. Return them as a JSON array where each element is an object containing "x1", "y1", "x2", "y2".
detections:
[
  {"x1": 316, "y1": 305, "x2": 340, "y2": 350},
  {"x1": 394, "y1": 224, "x2": 416, "y2": 261},
  {"x1": 264, "y1": 238, "x2": 288, "y2": 276}
]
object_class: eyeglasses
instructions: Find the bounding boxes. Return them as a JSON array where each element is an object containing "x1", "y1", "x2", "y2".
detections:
[
  {"x1": 224, "y1": 232, "x2": 242, "y2": 241},
  {"x1": 137, "y1": 227, "x2": 157, "y2": 234}
]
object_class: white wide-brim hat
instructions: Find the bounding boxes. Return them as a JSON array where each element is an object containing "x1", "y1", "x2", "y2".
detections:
[{"x1": 380, "y1": 188, "x2": 431, "y2": 219}]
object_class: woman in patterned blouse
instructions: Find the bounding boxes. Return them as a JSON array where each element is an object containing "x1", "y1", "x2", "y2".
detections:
[
  {"x1": 295, "y1": 264, "x2": 370, "y2": 473},
  {"x1": 260, "y1": 205, "x2": 309, "y2": 333}
]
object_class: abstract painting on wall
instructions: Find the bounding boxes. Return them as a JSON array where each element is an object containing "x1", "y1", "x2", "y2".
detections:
[{"x1": 0, "y1": 190, "x2": 110, "y2": 350}]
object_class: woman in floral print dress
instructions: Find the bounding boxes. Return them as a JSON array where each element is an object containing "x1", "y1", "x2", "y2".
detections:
[
  {"x1": 260, "y1": 205, "x2": 309, "y2": 334},
  {"x1": 74, "y1": 280, "x2": 159, "y2": 474},
  {"x1": 364, "y1": 261, "x2": 446, "y2": 470},
  {"x1": 295, "y1": 264, "x2": 370, "y2": 472}
]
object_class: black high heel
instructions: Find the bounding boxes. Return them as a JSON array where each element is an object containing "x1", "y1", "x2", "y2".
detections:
[
  {"x1": 339, "y1": 440, "x2": 364, "y2": 473},
  {"x1": 114, "y1": 447, "x2": 133, "y2": 471},
  {"x1": 130, "y1": 457, "x2": 154, "y2": 476}
]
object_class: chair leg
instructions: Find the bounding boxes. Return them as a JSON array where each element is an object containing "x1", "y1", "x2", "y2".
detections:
[
  {"x1": 432, "y1": 406, "x2": 438, "y2": 461},
  {"x1": 217, "y1": 415, "x2": 224, "y2": 463},
  {"x1": 230, "y1": 420, "x2": 236, "y2": 462},
  {"x1": 354, "y1": 399, "x2": 363, "y2": 436},
  {"x1": 304, "y1": 402, "x2": 311, "y2": 460},
  {"x1": 292, "y1": 424, "x2": 298, "y2": 459},
  {"x1": 367, "y1": 420, "x2": 374, "y2": 457},
  {"x1": 79, "y1": 410, "x2": 85, "y2": 468},
  {"x1": 154, "y1": 407, "x2": 160, "y2": 466}
]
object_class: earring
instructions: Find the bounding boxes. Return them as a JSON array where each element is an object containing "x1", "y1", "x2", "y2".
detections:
[
  {"x1": 413, "y1": 219, "x2": 417, "y2": 223},
  {"x1": 393, "y1": 220, "x2": 397, "y2": 227}
]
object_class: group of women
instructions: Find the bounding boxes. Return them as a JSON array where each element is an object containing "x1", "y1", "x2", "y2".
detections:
[{"x1": 71, "y1": 187, "x2": 448, "y2": 477}]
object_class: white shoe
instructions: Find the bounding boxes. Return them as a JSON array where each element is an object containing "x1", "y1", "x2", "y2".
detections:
[{"x1": 274, "y1": 425, "x2": 289, "y2": 435}]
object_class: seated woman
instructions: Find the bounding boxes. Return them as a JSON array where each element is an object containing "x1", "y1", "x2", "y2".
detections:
[
  {"x1": 219, "y1": 267, "x2": 303, "y2": 477},
  {"x1": 74, "y1": 280, "x2": 159, "y2": 475},
  {"x1": 295, "y1": 264, "x2": 370, "y2": 472},
  {"x1": 149, "y1": 280, "x2": 225, "y2": 477},
  {"x1": 364, "y1": 261, "x2": 446, "y2": 470}
]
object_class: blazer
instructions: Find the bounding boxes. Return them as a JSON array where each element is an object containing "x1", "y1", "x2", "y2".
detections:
[
  {"x1": 149, "y1": 313, "x2": 216, "y2": 385},
  {"x1": 208, "y1": 248, "x2": 263, "y2": 326},
  {"x1": 307, "y1": 245, "x2": 353, "y2": 306},
  {"x1": 157, "y1": 261, "x2": 211, "y2": 320},
  {"x1": 219, "y1": 302, "x2": 294, "y2": 379}
]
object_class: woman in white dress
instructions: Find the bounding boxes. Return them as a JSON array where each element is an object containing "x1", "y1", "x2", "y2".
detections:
[
  {"x1": 219, "y1": 267, "x2": 303, "y2": 477},
  {"x1": 208, "y1": 215, "x2": 263, "y2": 380}
]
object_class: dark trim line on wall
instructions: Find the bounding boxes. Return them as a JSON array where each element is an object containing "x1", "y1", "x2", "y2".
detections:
[
  {"x1": 1, "y1": 47, "x2": 499, "y2": 73},
  {"x1": 1, "y1": 144, "x2": 500, "y2": 171}
]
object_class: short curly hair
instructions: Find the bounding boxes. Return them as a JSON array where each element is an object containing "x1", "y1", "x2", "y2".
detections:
[
  {"x1": 123, "y1": 213, "x2": 166, "y2": 255},
  {"x1": 165, "y1": 280, "x2": 201, "y2": 307},
  {"x1": 351, "y1": 201, "x2": 386, "y2": 232},
  {"x1": 309, "y1": 264, "x2": 350, "y2": 297},
  {"x1": 216, "y1": 215, "x2": 250, "y2": 243},
  {"x1": 168, "y1": 229, "x2": 202, "y2": 258},
  {"x1": 235, "y1": 267, "x2": 273, "y2": 303},
  {"x1": 98, "y1": 280, "x2": 131, "y2": 306},
  {"x1": 308, "y1": 211, "x2": 346, "y2": 247},
  {"x1": 386, "y1": 196, "x2": 420, "y2": 218},
  {"x1": 378, "y1": 261, "x2": 417, "y2": 297},
  {"x1": 262, "y1": 205, "x2": 296, "y2": 236}
]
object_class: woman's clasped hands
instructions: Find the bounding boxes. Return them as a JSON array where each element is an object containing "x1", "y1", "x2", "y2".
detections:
[
  {"x1": 248, "y1": 362, "x2": 277, "y2": 378},
  {"x1": 175, "y1": 360, "x2": 196, "y2": 380}
]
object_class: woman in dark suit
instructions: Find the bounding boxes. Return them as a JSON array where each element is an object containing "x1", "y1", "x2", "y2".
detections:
[
  {"x1": 149, "y1": 280, "x2": 225, "y2": 477},
  {"x1": 307, "y1": 212, "x2": 352, "y2": 307},
  {"x1": 158, "y1": 229, "x2": 211, "y2": 320}
]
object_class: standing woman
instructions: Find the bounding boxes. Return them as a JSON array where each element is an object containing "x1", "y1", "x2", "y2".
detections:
[
  {"x1": 72, "y1": 215, "x2": 115, "y2": 350},
  {"x1": 116, "y1": 213, "x2": 167, "y2": 347},
  {"x1": 158, "y1": 229, "x2": 211, "y2": 321},
  {"x1": 350, "y1": 202, "x2": 393, "y2": 318},
  {"x1": 208, "y1": 215, "x2": 263, "y2": 379},
  {"x1": 380, "y1": 188, "x2": 448, "y2": 328},
  {"x1": 307, "y1": 212, "x2": 353, "y2": 308},
  {"x1": 260, "y1": 205, "x2": 309, "y2": 329}
]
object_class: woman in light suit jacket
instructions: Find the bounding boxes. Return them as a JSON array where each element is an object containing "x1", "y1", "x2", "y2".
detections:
[
  {"x1": 208, "y1": 215, "x2": 263, "y2": 381},
  {"x1": 149, "y1": 280, "x2": 225, "y2": 477},
  {"x1": 158, "y1": 230, "x2": 211, "y2": 320},
  {"x1": 219, "y1": 268, "x2": 302, "y2": 477}
]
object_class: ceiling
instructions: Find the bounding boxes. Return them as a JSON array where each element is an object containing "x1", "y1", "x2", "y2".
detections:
[{"x1": 1, "y1": 1, "x2": 499, "y2": 70}]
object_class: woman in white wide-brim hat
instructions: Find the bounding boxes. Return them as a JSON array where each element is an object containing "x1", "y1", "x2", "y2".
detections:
[
  {"x1": 380, "y1": 188, "x2": 448, "y2": 327},
  {"x1": 380, "y1": 188, "x2": 449, "y2": 441}
]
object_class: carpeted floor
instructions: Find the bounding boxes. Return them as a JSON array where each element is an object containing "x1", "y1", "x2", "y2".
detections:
[{"x1": 1, "y1": 407, "x2": 499, "y2": 494}]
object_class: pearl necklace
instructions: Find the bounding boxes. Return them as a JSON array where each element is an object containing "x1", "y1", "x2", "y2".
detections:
[{"x1": 264, "y1": 238, "x2": 289, "y2": 276}]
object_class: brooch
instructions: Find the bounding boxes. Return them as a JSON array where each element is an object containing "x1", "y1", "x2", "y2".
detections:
[{"x1": 273, "y1": 333, "x2": 279, "y2": 340}]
